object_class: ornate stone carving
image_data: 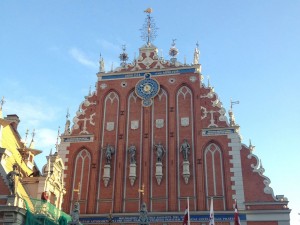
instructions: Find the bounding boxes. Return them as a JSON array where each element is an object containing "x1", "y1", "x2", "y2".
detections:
[
  {"x1": 181, "y1": 117, "x2": 189, "y2": 127},
  {"x1": 182, "y1": 161, "x2": 190, "y2": 184},
  {"x1": 106, "y1": 122, "x2": 115, "y2": 131},
  {"x1": 139, "y1": 202, "x2": 149, "y2": 225},
  {"x1": 247, "y1": 153, "x2": 277, "y2": 200},
  {"x1": 103, "y1": 164, "x2": 111, "y2": 187},
  {"x1": 155, "y1": 162, "x2": 163, "y2": 185},
  {"x1": 155, "y1": 119, "x2": 164, "y2": 129},
  {"x1": 100, "y1": 83, "x2": 107, "y2": 89},
  {"x1": 131, "y1": 120, "x2": 139, "y2": 130},
  {"x1": 129, "y1": 164, "x2": 136, "y2": 186},
  {"x1": 189, "y1": 76, "x2": 197, "y2": 83}
]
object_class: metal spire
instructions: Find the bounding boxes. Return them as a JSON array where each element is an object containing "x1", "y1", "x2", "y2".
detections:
[
  {"x1": 55, "y1": 126, "x2": 60, "y2": 153},
  {"x1": 0, "y1": 96, "x2": 5, "y2": 118},
  {"x1": 140, "y1": 8, "x2": 158, "y2": 46}
]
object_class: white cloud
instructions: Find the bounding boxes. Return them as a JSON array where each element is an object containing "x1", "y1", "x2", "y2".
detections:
[
  {"x1": 5, "y1": 97, "x2": 59, "y2": 128},
  {"x1": 69, "y1": 47, "x2": 98, "y2": 69},
  {"x1": 35, "y1": 128, "x2": 58, "y2": 150},
  {"x1": 96, "y1": 39, "x2": 120, "y2": 52}
]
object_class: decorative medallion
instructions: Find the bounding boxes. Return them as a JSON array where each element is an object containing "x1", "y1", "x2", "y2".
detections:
[
  {"x1": 181, "y1": 117, "x2": 189, "y2": 127},
  {"x1": 131, "y1": 120, "x2": 139, "y2": 130},
  {"x1": 135, "y1": 73, "x2": 160, "y2": 107},
  {"x1": 121, "y1": 81, "x2": 127, "y2": 88},
  {"x1": 189, "y1": 76, "x2": 197, "y2": 83},
  {"x1": 168, "y1": 78, "x2": 176, "y2": 84},
  {"x1": 155, "y1": 119, "x2": 164, "y2": 128},
  {"x1": 106, "y1": 122, "x2": 115, "y2": 131},
  {"x1": 100, "y1": 83, "x2": 107, "y2": 90}
]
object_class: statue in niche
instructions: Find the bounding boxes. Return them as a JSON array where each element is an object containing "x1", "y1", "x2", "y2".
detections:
[
  {"x1": 154, "y1": 143, "x2": 165, "y2": 163},
  {"x1": 128, "y1": 144, "x2": 137, "y2": 164},
  {"x1": 180, "y1": 139, "x2": 190, "y2": 161},
  {"x1": 102, "y1": 144, "x2": 115, "y2": 164},
  {"x1": 6, "y1": 164, "x2": 20, "y2": 195}
]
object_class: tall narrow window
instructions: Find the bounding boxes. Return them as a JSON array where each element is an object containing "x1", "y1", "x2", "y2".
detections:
[
  {"x1": 71, "y1": 149, "x2": 91, "y2": 213},
  {"x1": 204, "y1": 143, "x2": 225, "y2": 210}
]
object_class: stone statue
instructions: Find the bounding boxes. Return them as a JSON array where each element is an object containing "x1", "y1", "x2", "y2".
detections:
[
  {"x1": 193, "y1": 48, "x2": 199, "y2": 65},
  {"x1": 154, "y1": 143, "x2": 165, "y2": 163},
  {"x1": 69, "y1": 202, "x2": 82, "y2": 225},
  {"x1": 180, "y1": 139, "x2": 190, "y2": 161},
  {"x1": 139, "y1": 202, "x2": 149, "y2": 225},
  {"x1": 128, "y1": 145, "x2": 136, "y2": 164},
  {"x1": 6, "y1": 164, "x2": 20, "y2": 195},
  {"x1": 99, "y1": 57, "x2": 105, "y2": 73},
  {"x1": 103, "y1": 144, "x2": 115, "y2": 164}
]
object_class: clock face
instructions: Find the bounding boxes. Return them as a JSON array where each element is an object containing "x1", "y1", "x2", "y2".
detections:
[{"x1": 135, "y1": 74, "x2": 160, "y2": 106}]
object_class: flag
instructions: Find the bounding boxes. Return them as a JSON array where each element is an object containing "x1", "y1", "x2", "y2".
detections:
[
  {"x1": 209, "y1": 198, "x2": 215, "y2": 225},
  {"x1": 234, "y1": 199, "x2": 240, "y2": 225},
  {"x1": 183, "y1": 198, "x2": 190, "y2": 225}
]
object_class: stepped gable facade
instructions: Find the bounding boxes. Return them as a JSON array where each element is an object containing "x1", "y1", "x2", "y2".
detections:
[{"x1": 59, "y1": 13, "x2": 290, "y2": 225}]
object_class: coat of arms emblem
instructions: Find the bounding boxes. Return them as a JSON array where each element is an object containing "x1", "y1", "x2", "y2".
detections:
[
  {"x1": 106, "y1": 122, "x2": 115, "y2": 131},
  {"x1": 181, "y1": 117, "x2": 189, "y2": 127},
  {"x1": 131, "y1": 120, "x2": 139, "y2": 130},
  {"x1": 156, "y1": 119, "x2": 164, "y2": 128}
]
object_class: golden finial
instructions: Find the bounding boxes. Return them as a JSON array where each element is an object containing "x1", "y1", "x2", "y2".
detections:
[
  {"x1": 138, "y1": 183, "x2": 145, "y2": 195},
  {"x1": 73, "y1": 182, "x2": 81, "y2": 200}
]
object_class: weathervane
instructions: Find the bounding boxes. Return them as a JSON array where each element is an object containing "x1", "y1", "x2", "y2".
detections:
[
  {"x1": 230, "y1": 98, "x2": 240, "y2": 110},
  {"x1": 119, "y1": 44, "x2": 129, "y2": 67},
  {"x1": 140, "y1": 8, "x2": 158, "y2": 46}
]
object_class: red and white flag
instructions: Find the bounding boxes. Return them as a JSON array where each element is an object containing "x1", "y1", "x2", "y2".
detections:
[
  {"x1": 234, "y1": 199, "x2": 240, "y2": 225},
  {"x1": 209, "y1": 197, "x2": 215, "y2": 225},
  {"x1": 183, "y1": 198, "x2": 190, "y2": 225}
]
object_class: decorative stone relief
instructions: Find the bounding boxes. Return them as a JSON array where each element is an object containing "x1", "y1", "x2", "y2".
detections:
[
  {"x1": 131, "y1": 120, "x2": 139, "y2": 130},
  {"x1": 106, "y1": 122, "x2": 115, "y2": 131},
  {"x1": 155, "y1": 119, "x2": 164, "y2": 128},
  {"x1": 212, "y1": 98, "x2": 222, "y2": 108},
  {"x1": 100, "y1": 83, "x2": 107, "y2": 90},
  {"x1": 189, "y1": 76, "x2": 197, "y2": 83},
  {"x1": 181, "y1": 117, "x2": 189, "y2": 127},
  {"x1": 201, "y1": 106, "x2": 208, "y2": 119},
  {"x1": 129, "y1": 164, "x2": 136, "y2": 186},
  {"x1": 155, "y1": 162, "x2": 163, "y2": 185},
  {"x1": 247, "y1": 153, "x2": 277, "y2": 200},
  {"x1": 200, "y1": 89, "x2": 215, "y2": 99},
  {"x1": 79, "y1": 113, "x2": 96, "y2": 134},
  {"x1": 208, "y1": 111, "x2": 218, "y2": 128},
  {"x1": 219, "y1": 107, "x2": 227, "y2": 122},
  {"x1": 182, "y1": 161, "x2": 190, "y2": 184},
  {"x1": 103, "y1": 164, "x2": 111, "y2": 187},
  {"x1": 83, "y1": 99, "x2": 96, "y2": 107}
]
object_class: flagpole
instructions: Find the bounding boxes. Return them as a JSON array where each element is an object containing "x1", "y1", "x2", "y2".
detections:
[{"x1": 187, "y1": 197, "x2": 190, "y2": 225}]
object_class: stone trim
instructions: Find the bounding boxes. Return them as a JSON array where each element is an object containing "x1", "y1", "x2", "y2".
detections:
[{"x1": 227, "y1": 132, "x2": 245, "y2": 210}]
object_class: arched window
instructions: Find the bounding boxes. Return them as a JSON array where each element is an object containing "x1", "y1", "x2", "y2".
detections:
[
  {"x1": 204, "y1": 143, "x2": 225, "y2": 210},
  {"x1": 71, "y1": 149, "x2": 91, "y2": 213}
]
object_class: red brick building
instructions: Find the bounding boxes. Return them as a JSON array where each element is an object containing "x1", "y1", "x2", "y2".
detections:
[{"x1": 59, "y1": 13, "x2": 290, "y2": 225}]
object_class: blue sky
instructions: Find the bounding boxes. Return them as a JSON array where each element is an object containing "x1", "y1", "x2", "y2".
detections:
[{"x1": 1, "y1": 1, "x2": 299, "y2": 223}]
